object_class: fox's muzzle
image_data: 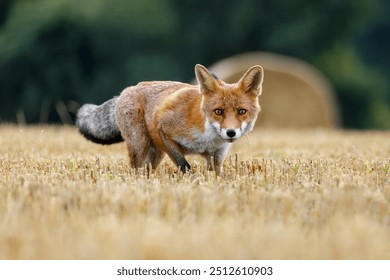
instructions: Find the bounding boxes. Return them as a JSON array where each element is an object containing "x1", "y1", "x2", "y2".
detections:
[{"x1": 220, "y1": 127, "x2": 243, "y2": 141}]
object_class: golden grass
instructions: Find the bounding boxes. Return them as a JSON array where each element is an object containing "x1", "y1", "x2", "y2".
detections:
[{"x1": 0, "y1": 125, "x2": 389, "y2": 259}]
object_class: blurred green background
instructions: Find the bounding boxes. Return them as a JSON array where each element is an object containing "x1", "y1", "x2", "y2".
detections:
[{"x1": 0, "y1": 0, "x2": 389, "y2": 129}]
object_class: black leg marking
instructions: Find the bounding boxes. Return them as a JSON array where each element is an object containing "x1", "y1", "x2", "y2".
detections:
[{"x1": 178, "y1": 159, "x2": 191, "y2": 173}]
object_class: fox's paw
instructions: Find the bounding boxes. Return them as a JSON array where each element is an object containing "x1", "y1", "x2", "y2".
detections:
[{"x1": 178, "y1": 161, "x2": 191, "y2": 174}]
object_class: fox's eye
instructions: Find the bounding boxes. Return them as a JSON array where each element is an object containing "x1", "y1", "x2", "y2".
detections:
[
  {"x1": 214, "y1": 108, "x2": 223, "y2": 116},
  {"x1": 238, "y1": 109, "x2": 247, "y2": 115}
]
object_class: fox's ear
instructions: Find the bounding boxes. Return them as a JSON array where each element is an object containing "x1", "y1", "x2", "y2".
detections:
[
  {"x1": 238, "y1": 65, "x2": 264, "y2": 96},
  {"x1": 195, "y1": 64, "x2": 217, "y2": 93}
]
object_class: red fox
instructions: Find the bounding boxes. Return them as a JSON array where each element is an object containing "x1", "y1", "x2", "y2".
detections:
[{"x1": 76, "y1": 64, "x2": 264, "y2": 175}]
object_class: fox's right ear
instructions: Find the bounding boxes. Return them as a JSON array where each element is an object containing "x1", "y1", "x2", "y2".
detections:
[{"x1": 195, "y1": 64, "x2": 217, "y2": 93}]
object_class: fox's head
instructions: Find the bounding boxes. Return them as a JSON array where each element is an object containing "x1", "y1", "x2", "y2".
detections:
[{"x1": 195, "y1": 64, "x2": 264, "y2": 142}]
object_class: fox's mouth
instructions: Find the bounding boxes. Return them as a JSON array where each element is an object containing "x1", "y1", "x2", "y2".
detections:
[{"x1": 226, "y1": 139, "x2": 235, "y2": 143}]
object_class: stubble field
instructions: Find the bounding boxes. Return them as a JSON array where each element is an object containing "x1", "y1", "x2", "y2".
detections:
[{"x1": 0, "y1": 125, "x2": 389, "y2": 259}]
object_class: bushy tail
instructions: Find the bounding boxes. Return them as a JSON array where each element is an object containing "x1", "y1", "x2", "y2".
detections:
[{"x1": 76, "y1": 96, "x2": 123, "y2": 145}]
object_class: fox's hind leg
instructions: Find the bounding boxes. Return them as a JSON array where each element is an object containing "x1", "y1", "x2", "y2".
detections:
[
  {"x1": 119, "y1": 116, "x2": 165, "y2": 170},
  {"x1": 121, "y1": 123, "x2": 150, "y2": 168},
  {"x1": 116, "y1": 95, "x2": 151, "y2": 169},
  {"x1": 124, "y1": 138, "x2": 149, "y2": 168}
]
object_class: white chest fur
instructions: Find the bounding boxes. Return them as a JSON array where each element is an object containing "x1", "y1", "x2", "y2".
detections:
[{"x1": 175, "y1": 121, "x2": 229, "y2": 154}]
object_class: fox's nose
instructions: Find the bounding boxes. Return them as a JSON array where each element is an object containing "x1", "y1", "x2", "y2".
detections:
[{"x1": 226, "y1": 129, "x2": 236, "y2": 138}]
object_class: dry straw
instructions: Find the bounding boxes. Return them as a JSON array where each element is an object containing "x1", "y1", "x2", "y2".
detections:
[{"x1": 0, "y1": 125, "x2": 389, "y2": 259}]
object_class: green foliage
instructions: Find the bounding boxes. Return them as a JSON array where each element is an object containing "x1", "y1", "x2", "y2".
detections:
[
  {"x1": 315, "y1": 44, "x2": 390, "y2": 128},
  {"x1": 0, "y1": 0, "x2": 389, "y2": 128}
]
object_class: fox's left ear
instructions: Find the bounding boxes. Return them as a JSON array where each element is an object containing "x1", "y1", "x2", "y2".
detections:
[
  {"x1": 238, "y1": 65, "x2": 264, "y2": 96},
  {"x1": 195, "y1": 64, "x2": 218, "y2": 94}
]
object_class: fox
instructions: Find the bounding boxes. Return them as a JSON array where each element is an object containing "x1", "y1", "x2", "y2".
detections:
[{"x1": 76, "y1": 64, "x2": 264, "y2": 175}]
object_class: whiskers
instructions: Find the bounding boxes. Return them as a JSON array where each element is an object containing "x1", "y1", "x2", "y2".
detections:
[{"x1": 236, "y1": 133, "x2": 250, "y2": 145}]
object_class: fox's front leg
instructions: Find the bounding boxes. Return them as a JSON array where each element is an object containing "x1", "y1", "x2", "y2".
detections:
[
  {"x1": 173, "y1": 152, "x2": 191, "y2": 173},
  {"x1": 206, "y1": 154, "x2": 223, "y2": 176},
  {"x1": 206, "y1": 146, "x2": 230, "y2": 176},
  {"x1": 159, "y1": 130, "x2": 191, "y2": 173}
]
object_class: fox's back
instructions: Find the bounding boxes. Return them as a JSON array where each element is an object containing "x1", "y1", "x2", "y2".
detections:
[
  {"x1": 116, "y1": 80, "x2": 201, "y2": 131},
  {"x1": 118, "y1": 81, "x2": 197, "y2": 109}
]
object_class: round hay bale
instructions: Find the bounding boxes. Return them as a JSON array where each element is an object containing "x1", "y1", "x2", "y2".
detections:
[{"x1": 204, "y1": 52, "x2": 340, "y2": 128}]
